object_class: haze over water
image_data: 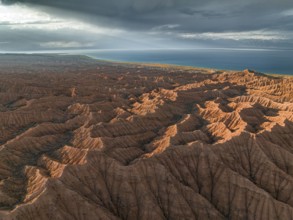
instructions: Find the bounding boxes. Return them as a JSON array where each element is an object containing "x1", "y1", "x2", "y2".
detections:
[{"x1": 83, "y1": 49, "x2": 293, "y2": 75}]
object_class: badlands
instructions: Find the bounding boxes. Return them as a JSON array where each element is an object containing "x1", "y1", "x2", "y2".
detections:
[{"x1": 0, "y1": 54, "x2": 293, "y2": 219}]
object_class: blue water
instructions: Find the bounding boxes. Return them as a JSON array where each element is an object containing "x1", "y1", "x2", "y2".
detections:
[{"x1": 82, "y1": 49, "x2": 293, "y2": 75}]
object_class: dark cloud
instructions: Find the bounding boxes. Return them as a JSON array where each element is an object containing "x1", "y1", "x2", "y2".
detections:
[{"x1": 0, "y1": 0, "x2": 293, "y2": 51}]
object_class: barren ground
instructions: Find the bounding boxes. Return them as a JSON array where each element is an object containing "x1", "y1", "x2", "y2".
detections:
[{"x1": 0, "y1": 54, "x2": 293, "y2": 220}]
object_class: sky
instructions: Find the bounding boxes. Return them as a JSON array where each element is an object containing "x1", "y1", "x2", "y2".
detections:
[{"x1": 0, "y1": 0, "x2": 293, "y2": 51}]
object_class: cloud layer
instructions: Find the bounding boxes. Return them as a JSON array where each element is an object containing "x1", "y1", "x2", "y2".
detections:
[{"x1": 0, "y1": 0, "x2": 293, "y2": 51}]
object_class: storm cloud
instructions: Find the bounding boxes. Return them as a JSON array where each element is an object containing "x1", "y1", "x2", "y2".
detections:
[{"x1": 0, "y1": 0, "x2": 293, "y2": 51}]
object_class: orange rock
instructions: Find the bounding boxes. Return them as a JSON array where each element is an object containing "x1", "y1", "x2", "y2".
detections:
[{"x1": 0, "y1": 55, "x2": 292, "y2": 220}]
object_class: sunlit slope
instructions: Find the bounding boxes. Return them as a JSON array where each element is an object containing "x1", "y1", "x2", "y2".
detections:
[{"x1": 0, "y1": 55, "x2": 293, "y2": 220}]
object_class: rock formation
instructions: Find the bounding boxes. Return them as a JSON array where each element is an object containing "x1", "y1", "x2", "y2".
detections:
[{"x1": 0, "y1": 55, "x2": 293, "y2": 219}]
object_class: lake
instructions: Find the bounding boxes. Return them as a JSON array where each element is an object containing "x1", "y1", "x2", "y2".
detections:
[{"x1": 82, "y1": 48, "x2": 293, "y2": 75}]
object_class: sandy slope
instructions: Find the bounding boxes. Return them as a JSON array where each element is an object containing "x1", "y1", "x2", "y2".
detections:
[{"x1": 0, "y1": 55, "x2": 293, "y2": 219}]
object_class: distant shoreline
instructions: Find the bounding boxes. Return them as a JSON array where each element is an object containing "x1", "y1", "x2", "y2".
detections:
[
  {"x1": 79, "y1": 54, "x2": 293, "y2": 77},
  {"x1": 85, "y1": 55, "x2": 293, "y2": 78},
  {"x1": 81, "y1": 49, "x2": 293, "y2": 76},
  {"x1": 0, "y1": 52, "x2": 292, "y2": 77}
]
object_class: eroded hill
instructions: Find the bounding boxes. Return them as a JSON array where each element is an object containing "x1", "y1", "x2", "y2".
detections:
[{"x1": 0, "y1": 55, "x2": 293, "y2": 220}]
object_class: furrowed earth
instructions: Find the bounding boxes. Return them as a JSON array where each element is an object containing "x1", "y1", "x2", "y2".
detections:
[{"x1": 0, "y1": 54, "x2": 293, "y2": 220}]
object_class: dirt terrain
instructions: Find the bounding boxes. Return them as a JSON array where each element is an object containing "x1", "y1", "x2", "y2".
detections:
[{"x1": 0, "y1": 54, "x2": 293, "y2": 220}]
